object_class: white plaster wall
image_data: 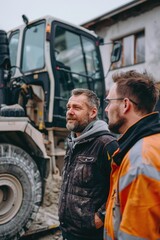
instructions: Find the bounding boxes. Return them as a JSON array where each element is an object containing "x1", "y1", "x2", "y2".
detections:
[{"x1": 96, "y1": 6, "x2": 160, "y2": 91}]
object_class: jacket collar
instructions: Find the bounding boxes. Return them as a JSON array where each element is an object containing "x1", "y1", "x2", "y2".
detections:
[{"x1": 114, "y1": 112, "x2": 160, "y2": 165}]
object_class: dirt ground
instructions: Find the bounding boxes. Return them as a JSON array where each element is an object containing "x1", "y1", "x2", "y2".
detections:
[
  {"x1": 21, "y1": 174, "x2": 63, "y2": 240},
  {"x1": 21, "y1": 229, "x2": 62, "y2": 240}
]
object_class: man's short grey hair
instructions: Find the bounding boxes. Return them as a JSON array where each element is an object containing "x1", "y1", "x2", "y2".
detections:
[{"x1": 71, "y1": 88, "x2": 100, "y2": 109}]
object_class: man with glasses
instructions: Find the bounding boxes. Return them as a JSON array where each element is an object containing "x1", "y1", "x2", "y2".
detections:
[{"x1": 104, "y1": 70, "x2": 160, "y2": 239}]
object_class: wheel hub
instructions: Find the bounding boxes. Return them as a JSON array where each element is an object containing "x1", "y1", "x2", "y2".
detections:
[{"x1": 0, "y1": 174, "x2": 23, "y2": 224}]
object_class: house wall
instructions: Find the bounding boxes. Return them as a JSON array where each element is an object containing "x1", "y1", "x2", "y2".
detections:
[{"x1": 95, "y1": 5, "x2": 160, "y2": 91}]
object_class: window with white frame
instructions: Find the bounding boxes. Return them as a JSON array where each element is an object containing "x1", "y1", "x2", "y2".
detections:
[{"x1": 112, "y1": 30, "x2": 145, "y2": 69}]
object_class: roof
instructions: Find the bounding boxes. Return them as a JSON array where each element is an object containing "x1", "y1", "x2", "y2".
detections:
[{"x1": 81, "y1": 0, "x2": 160, "y2": 29}]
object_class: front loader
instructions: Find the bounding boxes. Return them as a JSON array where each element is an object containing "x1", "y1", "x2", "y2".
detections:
[{"x1": 0, "y1": 15, "x2": 121, "y2": 239}]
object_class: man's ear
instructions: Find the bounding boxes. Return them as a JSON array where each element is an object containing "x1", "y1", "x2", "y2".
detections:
[
  {"x1": 90, "y1": 107, "x2": 98, "y2": 119},
  {"x1": 123, "y1": 98, "x2": 130, "y2": 113}
]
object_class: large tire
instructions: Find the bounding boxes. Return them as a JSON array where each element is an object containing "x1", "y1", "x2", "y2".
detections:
[
  {"x1": 0, "y1": 31, "x2": 10, "y2": 68},
  {"x1": 0, "y1": 104, "x2": 25, "y2": 117},
  {"x1": 0, "y1": 144, "x2": 42, "y2": 240}
]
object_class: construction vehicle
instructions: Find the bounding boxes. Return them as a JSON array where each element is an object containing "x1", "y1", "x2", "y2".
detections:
[{"x1": 0, "y1": 15, "x2": 121, "y2": 239}]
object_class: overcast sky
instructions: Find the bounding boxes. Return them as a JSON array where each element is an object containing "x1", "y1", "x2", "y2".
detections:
[{"x1": 1, "y1": 0, "x2": 133, "y2": 31}]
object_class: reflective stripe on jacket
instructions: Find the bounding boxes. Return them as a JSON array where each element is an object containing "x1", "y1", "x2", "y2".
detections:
[{"x1": 104, "y1": 113, "x2": 160, "y2": 239}]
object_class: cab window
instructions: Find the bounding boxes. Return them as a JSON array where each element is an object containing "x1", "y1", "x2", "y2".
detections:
[
  {"x1": 21, "y1": 22, "x2": 45, "y2": 72},
  {"x1": 9, "y1": 31, "x2": 20, "y2": 74}
]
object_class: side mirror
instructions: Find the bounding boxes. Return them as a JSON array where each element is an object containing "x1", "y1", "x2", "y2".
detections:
[{"x1": 111, "y1": 42, "x2": 122, "y2": 63}]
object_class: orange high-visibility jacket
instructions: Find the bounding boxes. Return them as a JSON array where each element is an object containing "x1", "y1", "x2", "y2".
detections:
[{"x1": 104, "y1": 113, "x2": 160, "y2": 240}]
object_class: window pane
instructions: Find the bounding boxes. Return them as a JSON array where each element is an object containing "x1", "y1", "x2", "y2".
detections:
[
  {"x1": 54, "y1": 26, "x2": 87, "y2": 89},
  {"x1": 22, "y1": 22, "x2": 45, "y2": 72},
  {"x1": 54, "y1": 26, "x2": 87, "y2": 116},
  {"x1": 55, "y1": 27, "x2": 86, "y2": 75},
  {"x1": 82, "y1": 37, "x2": 99, "y2": 75},
  {"x1": 9, "y1": 31, "x2": 19, "y2": 68},
  {"x1": 123, "y1": 35, "x2": 134, "y2": 66},
  {"x1": 135, "y1": 32, "x2": 145, "y2": 63},
  {"x1": 112, "y1": 39, "x2": 122, "y2": 69}
]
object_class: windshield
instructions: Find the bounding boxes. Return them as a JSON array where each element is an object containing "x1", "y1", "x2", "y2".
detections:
[{"x1": 21, "y1": 22, "x2": 45, "y2": 72}]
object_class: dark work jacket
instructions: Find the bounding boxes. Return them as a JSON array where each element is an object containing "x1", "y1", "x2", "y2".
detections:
[{"x1": 58, "y1": 130, "x2": 119, "y2": 240}]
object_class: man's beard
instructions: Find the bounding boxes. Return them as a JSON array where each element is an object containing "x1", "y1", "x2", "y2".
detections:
[
  {"x1": 66, "y1": 119, "x2": 89, "y2": 133},
  {"x1": 108, "y1": 117, "x2": 126, "y2": 134}
]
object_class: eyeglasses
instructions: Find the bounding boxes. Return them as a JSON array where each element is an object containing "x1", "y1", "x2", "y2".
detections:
[{"x1": 104, "y1": 98, "x2": 138, "y2": 106}]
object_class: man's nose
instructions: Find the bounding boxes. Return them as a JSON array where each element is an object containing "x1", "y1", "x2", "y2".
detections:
[
  {"x1": 67, "y1": 108, "x2": 74, "y2": 115},
  {"x1": 105, "y1": 105, "x2": 109, "y2": 112}
]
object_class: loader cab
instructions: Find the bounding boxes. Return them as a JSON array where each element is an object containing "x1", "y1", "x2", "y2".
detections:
[{"x1": 8, "y1": 16, "x2": 105, "y2": 129}]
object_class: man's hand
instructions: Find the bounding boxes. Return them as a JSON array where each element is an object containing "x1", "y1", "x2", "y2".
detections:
[{"x1": 94, "y1": 213, "x2": 104, "y2": 229}]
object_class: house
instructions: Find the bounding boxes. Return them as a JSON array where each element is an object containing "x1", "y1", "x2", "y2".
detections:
[{"x1": 82, "y1": 0, "x2": 160, "y2": 92}]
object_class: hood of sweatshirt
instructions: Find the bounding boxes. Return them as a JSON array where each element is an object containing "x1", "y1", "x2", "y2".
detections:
[{"x1": 67, "y1": 120, "x2": 110, "y2": 149}]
